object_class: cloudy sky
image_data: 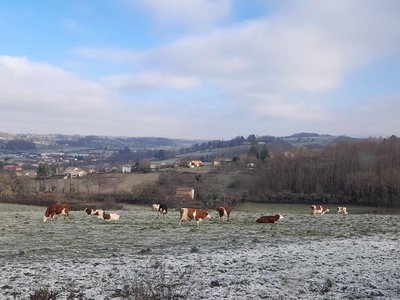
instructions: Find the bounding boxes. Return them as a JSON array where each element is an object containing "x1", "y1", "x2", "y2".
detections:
[{"x1": 1, "y1": 0, "x2": 399, "y2": 139}]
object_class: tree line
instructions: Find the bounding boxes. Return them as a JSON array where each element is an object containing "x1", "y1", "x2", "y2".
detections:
[{"x1": 244, "y1": 136, "x2": 400, "y2": 206}]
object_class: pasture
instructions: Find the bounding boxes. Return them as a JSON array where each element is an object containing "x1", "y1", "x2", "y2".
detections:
[{"x1": 0, "y1": 203, "x2": 399, "y2": 299}]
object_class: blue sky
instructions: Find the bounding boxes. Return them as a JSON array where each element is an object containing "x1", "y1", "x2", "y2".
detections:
[{"x1": 1, "y1": 0, "x2": 399, "y2": 139}]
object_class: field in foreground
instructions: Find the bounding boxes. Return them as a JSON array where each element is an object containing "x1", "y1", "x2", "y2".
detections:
[{"x1": 0, "y1": 203, "x2": 399, "y2": 299}]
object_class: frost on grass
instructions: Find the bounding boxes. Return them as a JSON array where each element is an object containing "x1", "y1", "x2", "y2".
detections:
[{"x1": 0, "y1": 207, "x2": 399, "y2": 299}]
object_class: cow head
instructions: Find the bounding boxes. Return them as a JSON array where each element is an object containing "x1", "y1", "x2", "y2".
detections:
[
  {"x1": 96, "y1": 209, "x2": 104, "y2": 218},
  {"x1": 278, "y1": 214, "x2": 284, "y2": 221}
]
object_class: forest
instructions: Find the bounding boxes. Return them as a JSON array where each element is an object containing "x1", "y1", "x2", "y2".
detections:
[{"x1": 242, "y1": 136, "x2": 400, "y2": 206}]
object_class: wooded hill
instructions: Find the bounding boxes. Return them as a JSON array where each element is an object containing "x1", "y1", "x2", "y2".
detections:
[{"x1": 242, "y1": 136, "x2": 400, "y2": 207}]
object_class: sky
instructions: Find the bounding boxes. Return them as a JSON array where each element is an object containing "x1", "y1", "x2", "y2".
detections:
[{"x1": 1, "y1": 0, "x2": 400, "y2": 140}]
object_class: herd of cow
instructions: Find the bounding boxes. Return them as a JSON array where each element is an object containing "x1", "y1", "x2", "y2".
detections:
[{"x1": 42, "y1": 203, "x2": 349, "y2": 225}]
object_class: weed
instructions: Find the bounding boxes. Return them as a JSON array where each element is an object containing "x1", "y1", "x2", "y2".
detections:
[
  {"x1": 115, "y1": 263, "x2": 191, "y2": 300},
  {"x1": 29, "y1": 287, "x2": 59, "y2": 300},
  {"x1": 190, "y1": 245, "x2": 199, "y2": 253}
]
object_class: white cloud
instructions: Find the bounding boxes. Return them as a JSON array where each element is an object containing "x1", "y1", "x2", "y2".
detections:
[
  {"x1": 104, "y1": 71, "x2": 200, "y2": 91},
  {"x1": 0, "y1": 56, "x2": 124, "y2": 135},
  {"x1": 3, "y1": 1, "x2": 400, "y2": 139},
  {"x1": 0, "y1": 56, "x2": 212, "y2": 138},
  {"x1": 131, "y1": 0, "x2": 400, "y2": 125},
  {"x1": 0, "y1": 56, "x2": 108, "y2": 111},
  {"x1": 324, "y1": 96, "x2": 400, "y2": 137},
  {"x1": 72, "y1": 47, "x2": 140, "y2": 64},
  {"x1": 69, "y1": 0, "x2": 400, "y2": 138},
  {"x1": 124, "y1": 0, "x2": 232, "y2": 30}
]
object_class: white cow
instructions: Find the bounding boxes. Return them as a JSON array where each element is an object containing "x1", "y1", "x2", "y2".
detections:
[
  {"x1": 337, "y1": 206, "x2": 348, "y2": 215},
  {"x1": 310, "y1": 205, "x2": 330, "y2": 215},
  {"x1": 97, "y1": 209, "x2": 120, "y2": 221}
]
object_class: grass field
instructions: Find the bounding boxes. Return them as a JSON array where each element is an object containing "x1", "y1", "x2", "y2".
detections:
[{"x1": 0, "y1": 203, "x2": 399, "y2": 299}]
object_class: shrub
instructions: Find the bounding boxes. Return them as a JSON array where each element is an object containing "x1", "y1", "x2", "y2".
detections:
[
  {"x1": 29, "y1": 287, "x2": 59, "y2": 300},
  {"x1": 115, "y1": 263, "x2": 191, "y2": 300}
]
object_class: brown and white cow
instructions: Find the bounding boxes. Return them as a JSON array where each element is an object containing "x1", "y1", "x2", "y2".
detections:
[
  {"x1": 84, "y1": 208, "x2": 100, "y2": 215},
  {"x1": 256, "y1": 214, "x2": 284, "y2": 223},
  {"x1": 97, "y1": 209, "x2": 120, "y2": 221},
  {"x1": 337, "y1": 206, "x2": 348, "y2": 215},
  {"x1": 179, "y1": 208, "x2": 211, "y2": 226},
  {"x1": 152, "y1": 204, "x2": 168, "y2": 218},
  {"x1": 216, "y1": 206, "x2": 232, "y2": 222},
  {"x1": 310, "y1": 205, "x2": 330, "y2": 215},
  {"x1": 43, "y1": 204, "x2": 70, "y2": 222}
]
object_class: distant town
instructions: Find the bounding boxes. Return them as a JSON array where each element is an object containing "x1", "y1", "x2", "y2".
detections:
[{"x1": 0, "y1": 131, "x2": 353, "y2": 178}]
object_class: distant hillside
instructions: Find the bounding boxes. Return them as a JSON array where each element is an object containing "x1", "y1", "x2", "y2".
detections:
[
  {"x1": 179, "y1": 133, "x2": 358, "y2": 159},
  {"x1": 0, "y1": 131, "x2": 360, "y2": 158},
  {"x1": 280, "y1": 133, "x2": 359, "y2": 149},
  {"x1": 0, "y1": 132, "x2": 202, "y2": 153}
]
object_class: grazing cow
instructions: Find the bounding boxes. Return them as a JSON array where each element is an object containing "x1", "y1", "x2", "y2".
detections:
[
  {"x1": 311, "y1": 205, "x2": 330, "y2": 215},
  {"x1": 84, "y1": 208, "x2": 99, "y2": 215},
  {"x1": 97, "y1": 209, "x2": 120, "y2": 221},
  {"x1": 43, "y1": 204, "x2": 70, "y2": 222},
  {"x1": 152, "y1": 203, "x2": 167, "y2": 218},
  {"x1": 256, "y1": 214, "x2": 284, "y2": 223},
  {"x1": 158, "y1": 204, "x2": 168, "y2": 218},
  {"x1": 337, "y1": 206, "x2": 348, "y2": 215},
  {"x1": 216, "y1": 206, "x2": 232, "y2": 222},
  {"x1": 179, "y1": 208, "x2": 211, "y2": 226}
]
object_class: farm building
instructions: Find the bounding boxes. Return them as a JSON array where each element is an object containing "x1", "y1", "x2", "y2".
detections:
[{"x1": 175, "y1": 187, "x2": 195, "y2": 200}]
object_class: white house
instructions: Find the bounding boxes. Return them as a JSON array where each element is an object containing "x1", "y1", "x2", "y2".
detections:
[
  {"x1": 122, "y1": 166, "x2": 132, "y2": 173},
  {"x1": 64, "y1": 167, "x2": 87, "y2": 178}
]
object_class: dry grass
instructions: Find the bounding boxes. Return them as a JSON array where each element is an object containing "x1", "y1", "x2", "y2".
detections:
[{"x1": 28, "y1": 263, "x2": 191, "y2": 300}]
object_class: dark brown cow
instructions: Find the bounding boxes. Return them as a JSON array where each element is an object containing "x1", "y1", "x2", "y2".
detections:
[
  {"x1": 179, "y1": 208, "x2": 211, "y2": 226},
  {"x1": 216, "y1": 206, "x2": 232, "y2": 222},
  {"x1": 256, "y1": 214, "x2": 284, "y2": 223},
  {"x1": 43, "y1": 204, "x2": 70, "y2": 222}
]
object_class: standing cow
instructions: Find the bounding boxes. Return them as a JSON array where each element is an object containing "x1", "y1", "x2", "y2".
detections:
[
  {"x1": 43, "y1": 204, "x2": 70, "y2": 222},
  {"x1": 179, "y1": 208, "x2": 211, "y2": 226},
  {"x1": 158, "y1": 204, "x2": 168, "y2": 218},
  {"x1": 84, "y1": 208, "x2": 100, "y2": 215},
  {"x1": 310, "y1": 205, "x2": 330, "y2": 215},
  {"x1": 216, "y1": 206, "x2": 232, "y2": 222},
  {"x1": 152, "y1": 203, "x2": 168, "y2": 218},
  {"x1": 337, "y1": 206, "x2": 348, "y2": 215}
]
